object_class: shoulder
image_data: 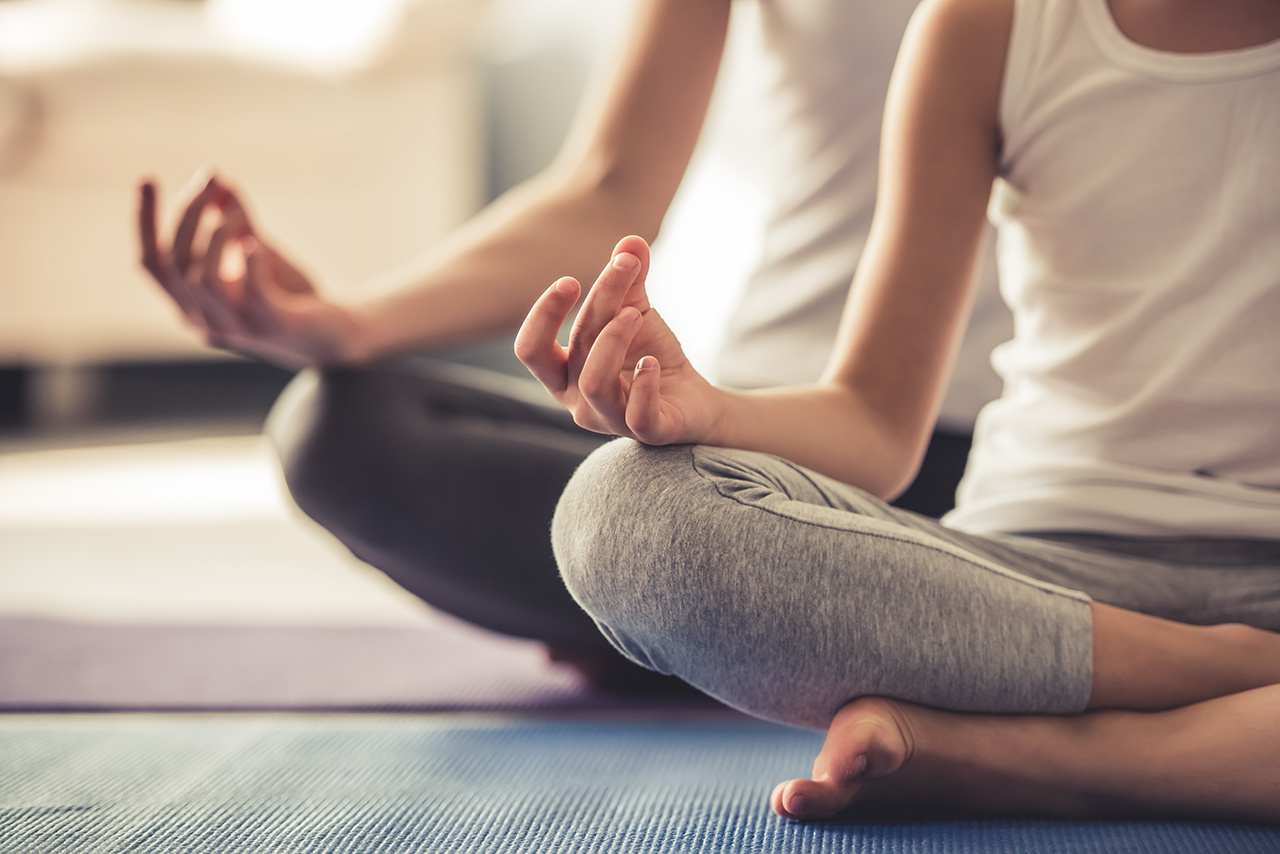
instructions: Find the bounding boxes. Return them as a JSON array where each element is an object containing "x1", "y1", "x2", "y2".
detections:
[
  {"x1": 908, "y1": 0, "x2": 1016, "y2": 47},
  {"x1": 892, "y1": 0, "x2": 1017, "y2": 131}
]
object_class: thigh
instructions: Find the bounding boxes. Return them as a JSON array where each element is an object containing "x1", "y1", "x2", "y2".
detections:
[
  {"x1": 760, "y1": 462, "x2": 1280, "y2": 633},
  {"x1": 553, "y1": 441, "x2": 1095, "y2": 727},
  {"x1": 998, "y1": 532, "x2": 1280, "y2": 631}
]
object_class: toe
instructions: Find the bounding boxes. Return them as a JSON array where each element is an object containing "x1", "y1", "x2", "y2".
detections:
[
  {"x1": 770, "y1": 781, "x2": 791, "y2": 817},
  {"x1": 772, "y1": 777, "x2": 861, "y2": 820},
  {"x1": 773, "y1": 698, "x2": 915, "y2": 820}
]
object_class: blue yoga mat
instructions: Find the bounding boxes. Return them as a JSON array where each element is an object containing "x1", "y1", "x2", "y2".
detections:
[{"x1": 2, "y1": 714, "x2": 1277, "y2": 853}]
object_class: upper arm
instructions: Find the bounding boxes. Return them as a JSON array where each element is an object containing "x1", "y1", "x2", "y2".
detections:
[
  {"x1": 824, "y1": 0, "x2": 1013, "y2": 483},
  {"x1": 553, "y1": 0, "x2": 733, "y2": 239}
]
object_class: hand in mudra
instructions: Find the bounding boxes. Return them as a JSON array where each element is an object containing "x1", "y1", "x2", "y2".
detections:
[
  {"x1": 138, "y1": 172, "x2": 363, "y2": 368},
  {"x1": 515, "y1": 235, "x2": 722, "y2": 445}
]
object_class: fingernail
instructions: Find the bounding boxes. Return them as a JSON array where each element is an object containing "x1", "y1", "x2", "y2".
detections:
[
  {"x1": 787, "y1": 793, "x2": 807, "y2": 814},
  {"x1": 619, "y1": 306, "x2": 642, "y2": 324},
  {"x1": 612, "y1": 252, "x2": 639, "y2": 271}
]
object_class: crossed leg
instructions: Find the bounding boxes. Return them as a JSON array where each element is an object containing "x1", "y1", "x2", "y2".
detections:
[
  {"x1": 772, "y1": 684, "x2": 1280, "y2": 822},
  {"x1": 550, "y1": 440, "x2": 1280, "y2": 822},
  {"x1": 773, "y1": 604, "x2": 1280, "y2": 821}
]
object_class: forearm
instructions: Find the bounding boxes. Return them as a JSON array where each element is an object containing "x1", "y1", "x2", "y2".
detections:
[
  {"x1": 336, "y1": 0, "x2": 731, "y2": 365},
  {"x1": 347, "y1": 166, "x2": 657, "y2": 363},
  {"x1": 708, "y1": 384, "x2": 927, "y2": 499}
]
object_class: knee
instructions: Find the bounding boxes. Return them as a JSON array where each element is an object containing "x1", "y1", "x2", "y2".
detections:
[
  {"x1": 264, "y1": 367, "x2": 385, "y2": 527},
  {"x1": 553, "y1": 441, "x2": 680, "y2": 654},
  {"x1": 551, "y1": 440, "x2": 735, "y2": 677},
  {"x1": 554, "y1": 439, "x2": 669, "y2": 606},
  {"x1": 551, "y1": 441, "x2": 848, "y2": 727}
]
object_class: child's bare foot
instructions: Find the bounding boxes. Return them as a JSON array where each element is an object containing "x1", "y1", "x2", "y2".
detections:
[
  {"x1": 771, "y1": 695, "x2": 1104, "y2": 820},
  {"x1": 773, "y1": 686, "x2": 1280, "y2": 823},
  {"x1": 771, "y1": 696, "x2": 917, "y2": 819}
]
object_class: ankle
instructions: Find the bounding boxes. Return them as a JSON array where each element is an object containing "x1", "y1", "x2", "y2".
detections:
[{"x1": 885, "y1": 708, "x2": 1097, "y2": 815}]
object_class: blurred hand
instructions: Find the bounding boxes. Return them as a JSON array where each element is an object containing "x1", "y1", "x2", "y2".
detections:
[
  {"x1": 515, "y1": 235, "x2": 723, "y2": 445},
  {"x1": 138, "y1": 173, "x2": 365, "y2": 368}
]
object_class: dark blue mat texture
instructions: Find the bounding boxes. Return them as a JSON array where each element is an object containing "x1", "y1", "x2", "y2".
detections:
[{"x1": 2, "y1": 715, "x2": 1277, "y2": 853}]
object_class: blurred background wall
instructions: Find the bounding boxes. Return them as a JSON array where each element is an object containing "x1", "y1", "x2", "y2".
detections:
[{"x1": 0, "y1": 0, "x2": 765, "y2": 441}]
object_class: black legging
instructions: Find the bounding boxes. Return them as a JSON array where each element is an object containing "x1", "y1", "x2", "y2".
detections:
[{"x1": 265, "y1": 354, "x2": 973, "y2": 662}]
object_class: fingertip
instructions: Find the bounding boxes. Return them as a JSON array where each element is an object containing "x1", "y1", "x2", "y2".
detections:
[
  {"x1": 194, "y1": 164, "x2": 218, "y2": 189},
  {"x1": 552, "y1": 276, "x2": 580, "y2": 297},
  {"x1": 768, "y1": 780, "x2": 811, "y2": 820},
  {"x1": 613, "y1": 234, "x2": 651, "y2": 258},
  {"x1": 611, "y1": 251, "x2": 639, "y2": 272},
  {"x1": 210, "y1": 176, "x2": 241, "y2": 211},
  {"x1": 633, "y1": 354, "x2": 657, "y2": 374}
]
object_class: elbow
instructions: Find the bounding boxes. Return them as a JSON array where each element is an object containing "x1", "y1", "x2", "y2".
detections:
[
  {"x1": 852, "y1": 437, "x2": 926, "y2": 504},
  {"x1": 875, "y1": 452, "x2": 927, "y2": 504},
  {"x1": 827, "y1": 386, "x2": 935, "y2": 502},
  {"x1": 870, "y1": 417, "x2": 967, "y2": 507}
]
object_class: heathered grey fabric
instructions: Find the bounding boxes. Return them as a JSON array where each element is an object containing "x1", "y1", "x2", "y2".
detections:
[{"x1": 552, "y1": 440, "x2": 1280, "y2": 729}]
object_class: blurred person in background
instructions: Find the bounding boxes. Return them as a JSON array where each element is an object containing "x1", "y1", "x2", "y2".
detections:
[{"x1": 138, "y1": 0, "x2": 1007, "y2": 691}]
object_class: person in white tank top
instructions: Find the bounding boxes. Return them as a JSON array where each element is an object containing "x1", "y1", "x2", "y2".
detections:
[
  {"x1": 521, "y1": 0, "x2": 1280, "y2": 824},
  {"x1": 945, "y1": 0, "x2": 1280, "y2": 538}
]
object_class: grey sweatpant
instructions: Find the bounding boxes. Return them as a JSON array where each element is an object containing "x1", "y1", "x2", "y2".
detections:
[{"x1": 552, "y1": 440, "x2": 1280, "y2": 729}]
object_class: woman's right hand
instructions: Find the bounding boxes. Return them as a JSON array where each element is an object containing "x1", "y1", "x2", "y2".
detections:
[
  {"x1": 515, "y1": 235, "x2": 725, "y2": 446},
  {"x1": 138, "y1": 173, "x2": 367, "y2": 368}
]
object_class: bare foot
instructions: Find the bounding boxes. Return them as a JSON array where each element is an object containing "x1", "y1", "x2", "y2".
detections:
[
  {"x1": 771, "y1": 695, "x2": 1102, "y2": 820},
  {"x1": 772, "y1": 686, "x2": 1280, "y2": 823},
  {"x1": 772, "y1": 695, "x2": 1110, "y2": 820},
  {"x1": 771, "y1": 696, "x2": 917, "y2": 819}
]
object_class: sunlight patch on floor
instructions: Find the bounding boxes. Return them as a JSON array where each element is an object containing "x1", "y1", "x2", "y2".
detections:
[
  {"x1": 0, "y1": 434, "x2": 437, "y2": 626},
  {"x1": 0, "y1": 435, "x2": 288, "y2": 527}
]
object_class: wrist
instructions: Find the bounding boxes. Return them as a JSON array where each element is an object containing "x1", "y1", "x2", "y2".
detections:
[
  {"x1": 699, "y1": 384, "x2": 742, "y2": 448},
  {"x1": 330, "y1": 300, "x2": 381, "y2": 365}
]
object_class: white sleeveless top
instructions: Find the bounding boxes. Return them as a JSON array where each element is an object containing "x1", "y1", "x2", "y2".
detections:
[
  {"x1": 716, "y1": 0, "x2": 1009, "y2": 430},
  {"x1": 945, "y1": 0, "x2": 1280, "y2": 537}
]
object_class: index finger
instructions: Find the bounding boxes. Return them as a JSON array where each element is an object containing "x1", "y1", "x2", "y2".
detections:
[{"x1": 515, "y1": 277, "x2": 580, "y2": 395}]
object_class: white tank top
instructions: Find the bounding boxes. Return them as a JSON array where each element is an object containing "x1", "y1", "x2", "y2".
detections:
[
  {"x1": 716, "y1": 0, "x2": 1010, "y2": 431},
  {"x1": 945, "y1": 0, "x2": 1280, "y2": 537}
]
